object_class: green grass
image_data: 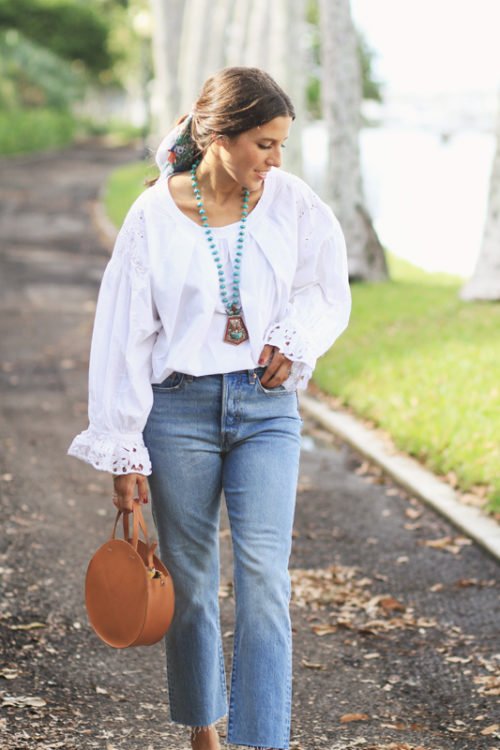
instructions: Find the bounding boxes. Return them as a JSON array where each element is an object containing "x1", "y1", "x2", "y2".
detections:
[
  {"x1": 0, "y1": 108, "x2": 76, "y2": 155},
  {"x1": 105, "y1": 161, "x2": 500, "y2": 513},
  {"x1": 315, "y1": 279, "x2": 500, "y2": 511},
  {"x1": 104, "y1": 160, "x2": 159, "y2": 227}
]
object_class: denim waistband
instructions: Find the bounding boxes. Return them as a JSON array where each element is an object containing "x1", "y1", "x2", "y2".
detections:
[
  {"x1": 179, "y1": 366, "x2": 267, "y2": 384},
  {"x1": 172, "y1": 367, "x2": 266, "y2": 383}
]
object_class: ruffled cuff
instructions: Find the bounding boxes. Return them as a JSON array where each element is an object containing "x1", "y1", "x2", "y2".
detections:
[
  {"x1": 265, "y1": 320, "x2": 315, "y2": 391},
  {"x1": 67, "y1": 427, "x2": 152, "y2": 475},
  {"x1": 283, "y1": 360, "x2": 313, "y2": 391}
]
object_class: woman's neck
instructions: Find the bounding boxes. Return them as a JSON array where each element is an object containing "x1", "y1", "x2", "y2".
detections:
[{"x1": 194, "y1": 153, "x2": 242, "y2": 206}]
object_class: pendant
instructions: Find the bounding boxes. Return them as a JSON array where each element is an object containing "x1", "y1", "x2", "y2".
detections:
[{"x1": 224, "y1": 313, "x2": 249, "y2": 345}]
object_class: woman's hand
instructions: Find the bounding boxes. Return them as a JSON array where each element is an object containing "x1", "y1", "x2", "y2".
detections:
[
  {"x1": 258, "y1": 345, "x2": 292, "y2": 387},
  {"x1": 112, "y1": 473, "x2": 149, "y2": 513}
]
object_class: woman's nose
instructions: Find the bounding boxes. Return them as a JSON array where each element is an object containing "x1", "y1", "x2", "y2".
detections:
[{"x1": 266, "y1": 147, "x2": 281, "y2": 168}]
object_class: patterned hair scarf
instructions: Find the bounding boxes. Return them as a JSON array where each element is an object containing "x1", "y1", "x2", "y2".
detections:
[{"x1": 155, "y1": 113, "x2": 201, "y2": 180}]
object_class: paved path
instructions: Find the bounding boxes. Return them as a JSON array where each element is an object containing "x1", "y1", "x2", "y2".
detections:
[{"x1": 0, "y1": 144, "x2": 498, "y2": 750}]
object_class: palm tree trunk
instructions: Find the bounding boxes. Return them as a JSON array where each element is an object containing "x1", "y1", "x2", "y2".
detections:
[
  {"x1": 460, "y1": 96, "x2": 500, "y2": 301},
  {"x1": 177, "y1": 0, "x2": 213, "y2": 113},
  {"x1": 149, "y1": 0, "x2": 184, "y2": 132},
  {"x1": 266, "y1": 0, "x2": 306, "y2": 177},
  {"x1": 205, "y1": 0, "x2": 236, "y2": 76},
  {"x1": 319, "y1": 0, "x2": 387, "y2": 281}
]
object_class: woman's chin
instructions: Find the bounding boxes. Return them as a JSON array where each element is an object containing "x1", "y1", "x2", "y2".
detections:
[{"x1": 244, "y1": 177, "x2": 264, "y2": 192}]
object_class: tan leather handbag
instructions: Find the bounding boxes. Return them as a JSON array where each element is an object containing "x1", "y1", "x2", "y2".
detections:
[{"x1": 85, "y1": 499, "x2": 175, "y2": 648}]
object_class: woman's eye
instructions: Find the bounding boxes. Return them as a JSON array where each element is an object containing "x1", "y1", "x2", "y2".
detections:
[{"x1": 258, "y1": 144, "x2": 287, "y2": 150}]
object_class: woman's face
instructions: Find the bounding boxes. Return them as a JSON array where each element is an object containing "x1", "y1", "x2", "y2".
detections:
[{"x1": 218, "y1": 115, "x2": 293, "y2": 192}]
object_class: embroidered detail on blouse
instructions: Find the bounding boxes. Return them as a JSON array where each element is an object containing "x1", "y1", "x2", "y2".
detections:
[
  {"x1": 67, "y1": 428, "x2": 152, "y2": 475},
  {"x1": 112, "y1": 209, "x2": 149, "y2": 278},
  {"x1": 264, "y1": 321, "x2": 315, "y2": 390},
  {"x1": 285, "y1": 360, "x2": 313, "y2": 391}
]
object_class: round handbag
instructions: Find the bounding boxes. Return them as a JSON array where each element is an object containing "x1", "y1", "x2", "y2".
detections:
[{"x1": 85, "y1": 499, "x2": 175, "y2": 648}]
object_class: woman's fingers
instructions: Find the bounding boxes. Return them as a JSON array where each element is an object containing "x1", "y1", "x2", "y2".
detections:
[
  {"x1": 137, "y1": 474, "x2": 149, "y2": 504},
  {"x1": 258, "y1": 344, "x2": 274, "y2": 366},
  {"x1": 112, "y1": 473, "x2": 146, "y2": 512},
  {"x1": 259, "y1": 346, "x2": 292, "y2": 387}
]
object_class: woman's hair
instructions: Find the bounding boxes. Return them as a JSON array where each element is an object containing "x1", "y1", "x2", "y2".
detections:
[
  {"x1": 190, "y1": 66, "x2": 295, "y2": 152},
  {"x1": 147, "y1": 67, "x2": 295, "y2": 185}
]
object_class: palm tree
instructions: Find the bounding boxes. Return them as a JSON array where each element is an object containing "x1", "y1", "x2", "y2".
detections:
[
  {"x1": 318, "y1": 0, "x2": 388, "y2": 281},
  {"x1": 265, "y1": 0, "x2": 306, "y2": 178},
  {"x1": 149, "y1": 0, "x2": 184, "y2": 131},
  {"x1": 460, "y1": 97, "x2": 500, "y2": 301}
]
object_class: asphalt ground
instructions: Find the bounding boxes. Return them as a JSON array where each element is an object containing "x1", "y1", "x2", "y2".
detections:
[{"x1": 0, "y1": 143, "x2": 499, "y2": 750}]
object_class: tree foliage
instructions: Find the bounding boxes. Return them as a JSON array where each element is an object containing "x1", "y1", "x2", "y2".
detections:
[
  {"x1": 0, "y1": 29, "x2": 85, "y2": 110},
  {"x1": 0, "y1": 0, "x2": 113, "y2": 74}
]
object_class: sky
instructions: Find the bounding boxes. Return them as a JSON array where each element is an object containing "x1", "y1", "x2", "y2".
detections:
[{"x1": 350, "y1": 0, "x2": 500, "y2": 96}]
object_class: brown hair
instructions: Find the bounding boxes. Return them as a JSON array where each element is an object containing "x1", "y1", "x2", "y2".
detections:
[
  {"x1": 147, "y1": 67, "x2": 295, "y2": 185},
  {"x1": 190, "y1": 66, "x2": 295, "y2": 151}
]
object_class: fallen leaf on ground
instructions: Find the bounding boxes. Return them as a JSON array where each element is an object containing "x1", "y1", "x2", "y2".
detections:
[
  {"x1": 419, "y1": 535, "x2": 472, "y2": 554},
  {"x1": 474, "y1": 675, "x2": 500, "y2": 696},
  {"x1": 455, "y1": 577, "x2": 496, "y2": 588},
  {"x1": 300, "y1": 659, "x2": 325, "y2": 670},
  {"x1": 445, "y1": 656, "x2": 471, "y2": 664},
  {"x1": 0, "y1": 668, "x2": 19, "y2": 679},
  {"x1": 291, "y1": 564, "x2": 439, "y2": 635},
  {"x1": 218, "y1": 582, "x2": 233, "y2": 598},
  {"x1": 340, "y1": 712, "x2": 370, "y2": 723},
  {"x1": 379, "y1": 596, "x2": 406, "y2": 613},
  {"x1": 311, "y1": 623, "x2": 337, "y2": 636},
  {"x1": 2, "y1": 695, "x2": 47, "y2": 707},
  {"x1": 405, "y1": 507, "x2": 422, "y2": 519},
  {"x1": 480, "y1": 724, "x2": 499, "y2": 735},
  {"x1": 429, "y1": 582, "x2": 444, "y2": 592}
]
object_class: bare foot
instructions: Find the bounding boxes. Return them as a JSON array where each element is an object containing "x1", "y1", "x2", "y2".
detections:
[{"x1": 190, "y1": 724, "x2": 221, "y2": 750}]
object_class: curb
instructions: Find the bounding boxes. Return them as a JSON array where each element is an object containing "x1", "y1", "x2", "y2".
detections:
[{"x1": 299, "y1": 394, "x2": 500, "y2": 564}]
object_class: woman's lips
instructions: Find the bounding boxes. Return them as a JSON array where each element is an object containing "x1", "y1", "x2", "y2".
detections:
[{"x1": 255, "y1": 171, "x2": 270, "y2": 180}]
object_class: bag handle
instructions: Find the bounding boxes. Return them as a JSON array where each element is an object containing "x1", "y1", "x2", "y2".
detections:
[{"x1": 110, "y1": 501, "x2": 157, "y2": 568}]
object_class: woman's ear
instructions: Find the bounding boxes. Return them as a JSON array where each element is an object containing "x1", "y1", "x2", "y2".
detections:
[
  {"x1": 208, "y1": 133, "x2": 229, "y2": 158},
  {"x1": 213, "y1": 133, "x2": 229, "y2": 148}
]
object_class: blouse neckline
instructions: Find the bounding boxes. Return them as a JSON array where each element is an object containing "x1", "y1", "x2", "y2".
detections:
[{"x1": 162, "y1": 168, "x2": 276, "y2": 233}]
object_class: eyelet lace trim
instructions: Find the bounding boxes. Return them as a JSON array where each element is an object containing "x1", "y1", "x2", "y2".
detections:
[
  {"x1": 284, "y1": 360, "x2": 313, "y2": 391},
  {"x1": 265, "y1": 322, "x2": 314, "y2": 391},
  {"x1": 67, "y1": 428, "x2": 152, "y2": 475}
]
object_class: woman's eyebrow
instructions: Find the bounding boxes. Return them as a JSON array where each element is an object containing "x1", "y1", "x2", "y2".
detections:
[{"x1": 258, "y1": 136, "x2": 289, "y2": 142}]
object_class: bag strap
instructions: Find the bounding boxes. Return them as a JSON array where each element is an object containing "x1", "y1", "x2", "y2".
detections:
[{"x1": 110, "y1": 501, "x2": 158, "y2": 569}]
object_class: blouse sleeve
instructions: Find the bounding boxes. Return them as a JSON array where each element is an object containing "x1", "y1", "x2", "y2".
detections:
[
  {"x1": 264, "y1": 192, "x2": 351, "y2": 390},
  {"x1": 67, "y1": 203, "x2": 162, "y2": 475}
]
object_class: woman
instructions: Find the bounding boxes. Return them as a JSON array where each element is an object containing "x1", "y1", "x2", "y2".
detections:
[{"x1": 68, "y1": 67, "x2": 351, "y2": 750}]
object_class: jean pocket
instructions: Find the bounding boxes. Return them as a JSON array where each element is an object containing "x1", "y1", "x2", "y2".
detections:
[
  {"x1": 255, "y1": 373, "x2": 292, "y2": 396},
  {"x1": 152, "y1": 371, "x2": 186, "y2": 392}
]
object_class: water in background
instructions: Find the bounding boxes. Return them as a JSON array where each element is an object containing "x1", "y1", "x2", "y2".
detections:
[{"x1": 303, "y1": 121, "x2": 496, "y2": 278}]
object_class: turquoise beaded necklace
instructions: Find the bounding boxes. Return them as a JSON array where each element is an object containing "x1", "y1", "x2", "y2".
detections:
[{"x1": 190, "y1": 159, "x2": 250, "y2": 345}]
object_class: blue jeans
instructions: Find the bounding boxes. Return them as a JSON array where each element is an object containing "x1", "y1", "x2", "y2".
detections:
[{"x1": 143, "y1": 367, "x2": 303, "y2": 749}]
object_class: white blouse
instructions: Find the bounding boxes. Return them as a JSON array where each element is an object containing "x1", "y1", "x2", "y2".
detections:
[{"x1": 67, "y1": 167, "x2": 351, "y2": 475}]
